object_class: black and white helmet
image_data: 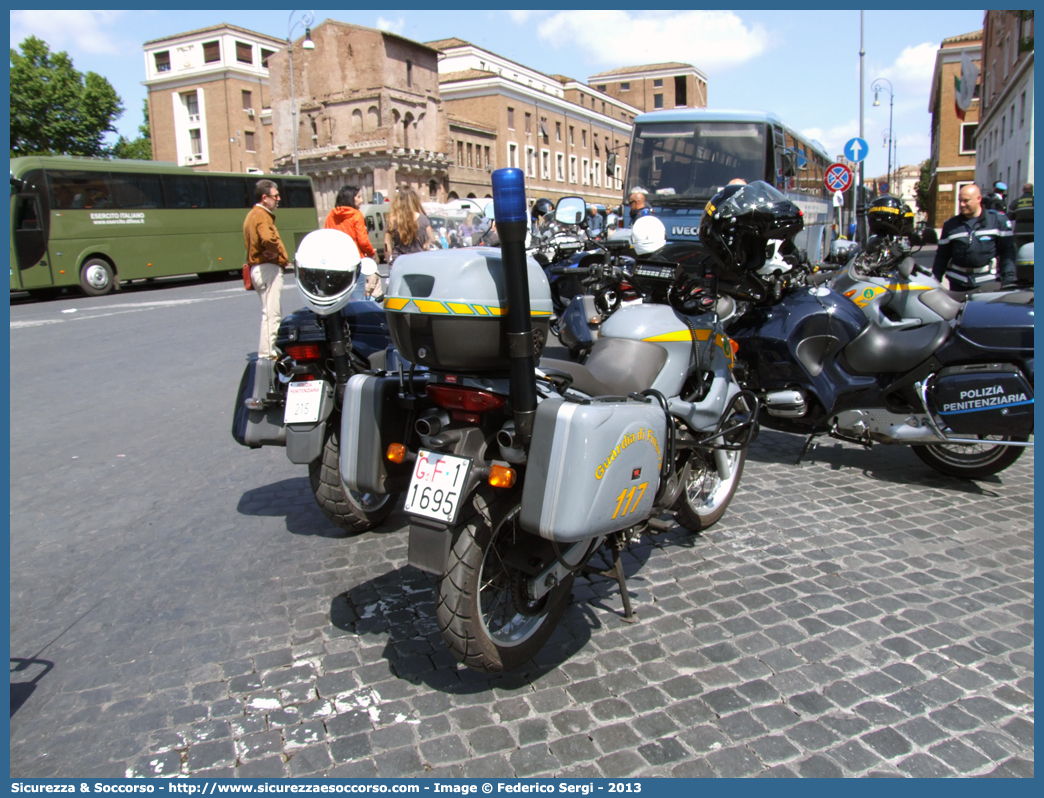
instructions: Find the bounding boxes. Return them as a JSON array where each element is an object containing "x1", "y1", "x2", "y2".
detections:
[{"x1": 295, "y1": 229, "x2": 376, "y2": 315}]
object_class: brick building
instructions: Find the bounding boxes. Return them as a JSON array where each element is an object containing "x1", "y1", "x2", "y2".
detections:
[
  {"x1": 588, "y1": 62, "x2": 708, "y2": 113},
  {"x1": 926, "y1": 30, "x2": 982, "y2": 229},
  {"x1": 266, "y1": 20, "x2": 452, "y2": 216},
  {"x1": 430, "y1": 38, "x2": 640, "y2": 207},
  {"x1": 974, "y1": 11, "x2": 1034, "y2": 197},
  {"x1": 143, "y1": 24, "x2": 286, "y2": 173}
]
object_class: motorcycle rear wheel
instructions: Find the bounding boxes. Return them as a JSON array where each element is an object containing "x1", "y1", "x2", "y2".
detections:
[
  {"x1": 672, "y1": 447, "x2": 746, "y2": 532},
  {"x1": 912, "y1": 435, "x2": 1027, "y2": 479},
  {"x1": 437, "y1": 498, "x2": 574, "y2": 673},
  {"x1": 309, "y1": 428, "x2": 395, "y2": 534}
]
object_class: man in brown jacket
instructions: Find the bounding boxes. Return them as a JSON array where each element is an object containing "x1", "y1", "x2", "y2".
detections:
[{"x1": 244, "y1": 179, "x2": 289, "y2": 359}]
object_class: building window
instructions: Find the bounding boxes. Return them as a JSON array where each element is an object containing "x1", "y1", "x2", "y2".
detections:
[
  {"x1": 525, "y1": 112, "x2": 531, "y2": 134},
  {"x1": 261, "y1": 48, "x2": 275, "y2": 68},
  {"x1": 244, "y1": 131, "x2": 255, "y2": 152},
  {"x1": 183, "y1": 91, "x2": 200, "y2": 120},
  {"x1": 1001, "y1": 115, "x2": 1005, "y2": 144},
  {"x1": 1010, "y1": 104, "x2": 1015, "y2": 135},
  {"x1": 189, "y1": 129, "x2": 202, "y2": 156},
  {"x1": 541, "y1": 149, "x2": 550, "y2": 180},
  {"x1": 484, "y1": 146, "x2": 491, "y2": 170},
  {"x1": 406, "y1": 60, "x2": 413, "y2": 88},
  {"x1": 270, "y1": 132, "x2": 275, "y2": 152},
  {"x1": 508, "y1": 142, "x2": 518, "y2": 169},
  {"x1": 601, "y1": 101, "x2": 606, "y2": 114},
  {"x1": 1020, "y1": 92, "x2": 1025, "y2": 127},
  {"x1": 653, "y1": 79, "x2": 663, "y2": 88},
  {"x1": 467, "y1": 143, "x2": 473, "y2": 168},
  {"x1": 525, "y1": 146, "x2": 536, "y2": 178},
  {"x1": 555, "y1": 122, "x2": 561, "y2": 142},
  {"x1": 581, "y1": 157, "x2": 590, "y2": 186},
  {"x1": 507, "y1": 107, "x2": 514, "y2": 129},
  {"x1": 235, "y1": 42, "x2": 253, "y2": 64},
  {"x1": 457, "y1": 141, "x2": 464, "y2": 165},
  {"x1": 154, "y1": 51, "x2": 170, "y2": 73},
  {"x1": 620, "y1": 82, "x2": 630, "y2": 91},
  {"x1": 569, "y1": 154, "x2": 577, "y2": 183},
  {"x1": 959, "y1": 123, "x2": 977, "y2": 154},
  {"x1": 582, "y1": 130, "x2": 587, "y2": 148},
  {"x1": 593, "y1": 160, "x2": 601, "y2": 188},
  {"x1": 242, "y1": 90, "x2": 253, "y2": 111},
  {"x1": 614, "y1": 164, "x2": 622, "y2": 191},
  {"x1": 569, "y1": 126, "x2": 574, "y2": 146},
  {"x1": 654, "y1": 93, "x2": 664, "y2": 109},
  {"x1": 556, "y1": 153, "x2": 564, "y2": 182},
  {"x1": 202, "y1": 40, "x2": 220, "y2": 64}
]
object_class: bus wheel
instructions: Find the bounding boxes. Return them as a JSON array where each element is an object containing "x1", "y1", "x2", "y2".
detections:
[{"x1": 80, "y1": 258, "x2": 115, "y2": 296}]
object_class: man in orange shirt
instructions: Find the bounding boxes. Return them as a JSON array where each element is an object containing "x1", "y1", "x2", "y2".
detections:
[{"x1": 243, "y1": 179, "x2": 289, "y2": 359}]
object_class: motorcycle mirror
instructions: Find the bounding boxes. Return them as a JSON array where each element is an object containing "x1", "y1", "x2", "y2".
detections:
[
  {"x1": 360, "y1": 257, "x2": 378, "y2": 276},
  {"x1": 897, "y1": 257, "x2": 915, "y2": 280},
  {"x1": 606, "y1": 153, "x2": 616, "y2": 176},
  {"x1": 555, "y1": 196, "x2": 586, "y2": 226}
]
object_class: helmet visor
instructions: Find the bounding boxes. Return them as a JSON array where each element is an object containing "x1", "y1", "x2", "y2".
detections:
[{"x1": 297, "y1": 265, "x2": 357, "y2": 301}]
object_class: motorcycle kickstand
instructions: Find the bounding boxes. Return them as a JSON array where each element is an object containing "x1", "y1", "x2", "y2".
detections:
[
  {"x1": 583, "y1": 547, "x2": 635, "y2": 623},
  {"x1": 795, "y1": 433, "x2": 820, "y2": 466}
]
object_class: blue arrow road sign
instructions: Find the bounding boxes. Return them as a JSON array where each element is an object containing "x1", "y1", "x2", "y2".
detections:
[{"x1": 844, "y1": 137, "x2": 869, "y2": 163}]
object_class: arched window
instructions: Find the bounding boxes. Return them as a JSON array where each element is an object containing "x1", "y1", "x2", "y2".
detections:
[
  {"x1": 366, "y1": 106, "x2": 379, "y2": 131},
  {"x1": 448, "y1": 191, "x2": 459, "y2": 201},
  {"x1": 351, "y1": 109, "x2": 363, "y2": 135},
  {"x1": 403, "y1": 112, "x2": 414, "y2": 149},
  {"x1": 428, "y1": 180, "x2": 439, "y2": 200},
  {"x1": 466, "y1": 193, "x2": 476, "y2": 199}
]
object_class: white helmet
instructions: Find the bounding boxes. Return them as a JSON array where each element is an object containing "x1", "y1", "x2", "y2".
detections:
[
  {"x1": 631, "y1": 215, "x2": 666, "y2": 255},
  {"x1": 295, "y1": 228, "x2": 362, "y2": 316}
]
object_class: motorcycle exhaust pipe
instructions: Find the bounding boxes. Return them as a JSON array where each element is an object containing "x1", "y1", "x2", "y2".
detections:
[
  {"x1": 415, "y1": 410, "x2": 451, "y2": 437},
  {"x1": 492, "y1": 168, "x2": 538, "y2": 445}
]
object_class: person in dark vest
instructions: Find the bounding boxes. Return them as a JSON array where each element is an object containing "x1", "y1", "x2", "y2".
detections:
[
  {"x1": 933, "y1": 184, "x2": 1016, "y2": 289},
  {"x1": 1009, "y1": 182, "x2": 1033, "y2": 250}
]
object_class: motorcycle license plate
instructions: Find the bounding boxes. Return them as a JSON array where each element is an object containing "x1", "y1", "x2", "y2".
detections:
[
  {"x1": 284, "y1": 381, "x2": 323, "y2": 424},
  {"x1": 403, "y1": 450, "x2": 472, "y2": 525}
]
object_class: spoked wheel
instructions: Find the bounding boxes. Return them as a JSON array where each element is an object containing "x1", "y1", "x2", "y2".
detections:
[
  {"x1": 672, "y1": 446, "x2": 746, "y2": 532},
  {"x1": 437, "y1": 498, "x2": 575, "y2": 673},
  {"x1": 309, "y1": 428, "x2": 395, "y2": 534},
  {"x1": 912, "y1": 435, "x2": 1027, "y2": 479}
]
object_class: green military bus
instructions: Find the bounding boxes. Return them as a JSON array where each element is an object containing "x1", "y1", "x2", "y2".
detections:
[{"x1": 10, "y1": 156, "x2": 319, "y2": 298}]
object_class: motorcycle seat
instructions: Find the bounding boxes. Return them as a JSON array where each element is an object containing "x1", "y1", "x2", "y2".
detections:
[
  {"x1": 918, "y1": 288, "x2": 961, "y2": 321},
  {"x1": 841, "y1": 320, "x2": 950, "y2": 375},
  {"x1": 539, "y1": 337, "x2": 668, "y2": 397},
  {"x1": 987, "y1": 290, "x2": 1034, "y2": 304}
]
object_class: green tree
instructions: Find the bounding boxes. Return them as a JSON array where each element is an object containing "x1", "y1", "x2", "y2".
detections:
[
  {"x1": 914, "y1": 159, "x2": 932, "y2": 217},
  {"x1": 113, "y1": 99, "x2": 152, "y2": 160},
  {"x1": 10, "y1": 35, "x2": 123, "y2": 157}
]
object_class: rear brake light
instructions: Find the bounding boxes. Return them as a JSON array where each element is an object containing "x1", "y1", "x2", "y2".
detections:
[
  {"x1": 285, "y1": 343, "x2": 321, "y2": 361},
  {"x1": 426, "y1": 385, "x2": 506, "y2": 413}
]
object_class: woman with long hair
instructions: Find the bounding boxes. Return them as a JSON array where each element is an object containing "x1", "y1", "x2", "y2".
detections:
[
  {"x1": 325, "y1": 184, "x2": 376, "y2": 300},
  {"x1": 385, "y1": 185, "x2": 436, "y2": 267}
]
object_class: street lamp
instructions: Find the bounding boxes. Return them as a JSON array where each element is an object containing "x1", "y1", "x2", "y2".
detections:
[
  {"x1": 288, "y1": 10, "x2": 315, "y2": 176},
  {"x1": 872, "y1": 78, "x2": 894, "y2": 195}
]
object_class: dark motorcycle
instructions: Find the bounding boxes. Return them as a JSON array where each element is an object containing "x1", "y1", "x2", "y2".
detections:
[
  {"x1": 337, "y1": 178, "x2": 757, "y2": 672},
  {"x1": 232, "y1": 231, "x2": 399, "y2": 532},
  {"x1": 703, "y1": 181, "x2": 1033, "y2": 479}
]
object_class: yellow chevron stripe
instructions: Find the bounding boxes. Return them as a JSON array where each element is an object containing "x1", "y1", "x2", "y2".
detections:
[
  {"x1": 414, "y1": 300, "x2": 449, "y2": 314},
  {"x1": 642, "y1": 328, "x2": 713, "y2": 343},
  {"x1": 447, "y1": 302, "x2": 474, "y2": 314},
  {"x1": 384, "y1": 297, "x2": 409, "y2": 310}
]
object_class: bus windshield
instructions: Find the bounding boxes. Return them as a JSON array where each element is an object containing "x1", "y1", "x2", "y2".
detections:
[{"x1": 626, "y1": 122, "x2": 767, "y2": 202}]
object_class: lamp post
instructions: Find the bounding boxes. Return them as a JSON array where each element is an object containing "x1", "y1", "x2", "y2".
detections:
[
  {"x1": 872, "y1": 78, "x2": 894, "y2": 195},
  {"x1": 287, "y1": 10, "x2": 315, "y2": 176}
]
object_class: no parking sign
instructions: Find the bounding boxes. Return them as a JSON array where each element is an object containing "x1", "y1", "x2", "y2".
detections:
[{"x1": 825, "y1": 162, "x2": 853, "y2": 193}]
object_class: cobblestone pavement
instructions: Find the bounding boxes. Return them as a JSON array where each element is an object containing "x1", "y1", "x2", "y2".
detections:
[{"x1": 9, "y1": 282, "x2": 1033, "y2": 778}]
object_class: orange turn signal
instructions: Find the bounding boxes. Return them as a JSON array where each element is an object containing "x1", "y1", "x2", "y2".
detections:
[
  {"x1": 386, "y1": 443, "x2": 406, "y2": 464},
  {"x1": 488, "y1": 465, "x2": 516, "y2": 489},
  {"x1": 730, "y1": 339, "x2": 739, "y2": 355}
]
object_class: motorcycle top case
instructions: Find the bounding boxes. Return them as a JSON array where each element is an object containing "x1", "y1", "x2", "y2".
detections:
[
  {"x1": 520, "y1": 396, "x2": 667, "y2": 542},
  {"x1": 383, "y1": 248, "x2": 553, "y2": 372}
]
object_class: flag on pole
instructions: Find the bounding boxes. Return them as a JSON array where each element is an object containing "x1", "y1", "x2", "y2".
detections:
[{"x1": 954, "y1": 50, "x2": 979, "y2": 121}]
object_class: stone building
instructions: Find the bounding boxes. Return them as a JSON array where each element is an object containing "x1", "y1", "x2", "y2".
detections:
[
  {"x1": 430, "y1": 38, "x2": 640, "y2": 207},
  {"x1": 143, "y1": 24, "x2": 286, "y2": 173},
  {"x1": 974, "y1": 11, "x2": 1034, "y2": 198},
  {"x1": 588, "y1": 62, "x2": 708, "y2": 113},
  {"x1": 266, "y1": 20, "x2": 452, "y2": 216},
  {"x1": 926, "y1": 30, "x2": 983, "y2": 229}
]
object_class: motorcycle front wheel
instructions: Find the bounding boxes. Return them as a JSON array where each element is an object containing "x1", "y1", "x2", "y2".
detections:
[
  {"x1": 672, "y1": 446, "x2": 746, "y2": 532},
  {"x1": 912, "y1": 435, "x2": 1027, "y2": 479},
  {"x1": 437, "y1": 498, "x2": 574, "y2": 673},
  {"x1": 309, "y1": 428, "x2": 396, "y2": 534}
]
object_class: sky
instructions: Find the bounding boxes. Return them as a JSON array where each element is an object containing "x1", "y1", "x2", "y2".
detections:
[{"x1": 10, "y1": 9, "x2": 987, "y2": 181}]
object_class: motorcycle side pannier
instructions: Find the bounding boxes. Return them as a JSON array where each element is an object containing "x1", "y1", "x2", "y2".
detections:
[
  {"x1": 928, "y1": 364, "x2": 1034, "y2": 436},
  {"x1": 520, "y1": 396, "x2": 667, "y2": 542},
  {"x1": 340, "y1": 374, "x2": 413, "y2": 495},
  {"x1": 384, "y1": 248, "x2": 553, "y2": 372},
  {"x1": 232, "y1": 356, "x2": 286, "y2": 448}
]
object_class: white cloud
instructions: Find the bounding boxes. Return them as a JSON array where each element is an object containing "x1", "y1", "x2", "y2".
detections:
[
  {"x1": 801, "y1": 120, "x2": 860, "y2": 160},
  {"x1": 10, "y1": 10, "x2": 128, "y2": 55},
  {"x1": 376, "y1": 16, "x2": 405, "y2": 35},
  {"x1": 876, "y1": 42, "x2": 939, "y2": 93},
  {"x1": 535, "y1": 11, "x2": 769, "y2": 72},
  {"x1": 506, "y1": 11, "x2": 534, "y2": 25}
]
